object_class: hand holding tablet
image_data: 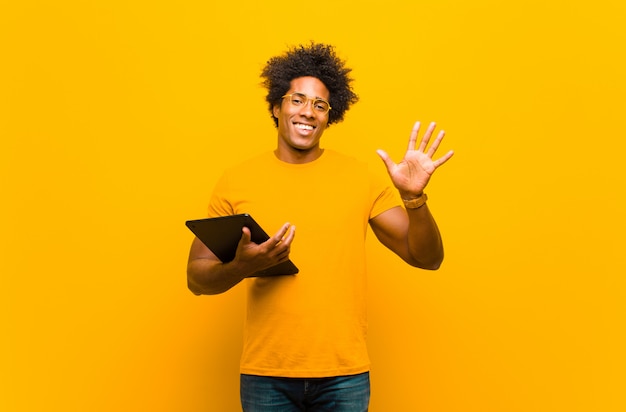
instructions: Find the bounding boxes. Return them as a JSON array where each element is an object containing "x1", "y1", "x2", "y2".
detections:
[{"x1": 185, "y1": 214, "x2": 299, "y2": 277}]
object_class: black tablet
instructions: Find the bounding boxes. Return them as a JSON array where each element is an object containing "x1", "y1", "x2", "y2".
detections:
[{"x1": 185, "y1": 214, "x2": 299, "y2": 277}]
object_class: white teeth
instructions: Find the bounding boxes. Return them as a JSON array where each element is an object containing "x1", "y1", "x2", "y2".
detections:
[{"x1": 295, "y1": 123, "x2": 313, "y2": 131}]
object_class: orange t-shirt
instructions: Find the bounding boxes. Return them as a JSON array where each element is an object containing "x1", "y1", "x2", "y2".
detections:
[{"x1": 207, "y1": 150, "x2": 400, "y2": 377}]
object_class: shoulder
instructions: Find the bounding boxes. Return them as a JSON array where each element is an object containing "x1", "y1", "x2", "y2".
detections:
[
  {"x1": 230, "y1": 151, "x2": 275, "y2": 169},
  {"x1": 220, "y1": 151, "x2": 276, "y2": 176},
  {"x1": 322, "y1": 149, "x2": 369, "y2": 169},
  {"x1": 321, "y1": 149, "x2": 391, "y2": 186}
]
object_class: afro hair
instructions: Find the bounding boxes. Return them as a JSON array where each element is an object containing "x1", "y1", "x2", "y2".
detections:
[{"x1": 261, "y1": 42, "x2": 359, "y2": 127}]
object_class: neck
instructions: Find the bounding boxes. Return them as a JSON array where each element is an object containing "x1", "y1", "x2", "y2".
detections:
[{"x1": 274, "y1": 146, "x2": 324, "y2": 164}]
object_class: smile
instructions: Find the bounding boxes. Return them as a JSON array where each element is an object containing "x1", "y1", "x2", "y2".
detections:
[{"x1": 294, "y1": 123, "x2": 314, "y2": 131}]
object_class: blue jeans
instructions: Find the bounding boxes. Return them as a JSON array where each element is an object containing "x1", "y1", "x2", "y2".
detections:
[{"x1": 240, "y1": 372, "x2": 370, "y2": 411}]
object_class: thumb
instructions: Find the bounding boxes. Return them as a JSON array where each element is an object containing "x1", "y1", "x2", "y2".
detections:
[
  {"x1": 235, "y1": 226, "x2": 253, "y2": 258},
  {"x1": 239, "y1": 226, "x2": 252, "y2": 246},
  {"x1": 376, "y1": 149, "x2": 395, "y2": 173}
]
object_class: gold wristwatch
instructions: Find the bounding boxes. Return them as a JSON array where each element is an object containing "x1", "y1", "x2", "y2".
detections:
[{"x1": 402, "y1": 193, "x2": 428, "y2": 209}]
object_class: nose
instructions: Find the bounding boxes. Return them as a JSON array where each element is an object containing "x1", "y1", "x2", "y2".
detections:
[{"x1": 298, "y1": 99, "x2": 315, "y2": 117}]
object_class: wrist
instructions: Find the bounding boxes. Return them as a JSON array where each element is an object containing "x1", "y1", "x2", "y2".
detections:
[
  {"x1": 400, "y1": 190, "x2": 424, "y2": 199},
  {"x1": 401, "y1": 192, "x2": 428, "y2": 209}
]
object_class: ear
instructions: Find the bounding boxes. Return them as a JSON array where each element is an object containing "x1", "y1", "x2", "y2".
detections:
[{"x1": 272, "y1": 103, "x2": 280, "y2": 119}]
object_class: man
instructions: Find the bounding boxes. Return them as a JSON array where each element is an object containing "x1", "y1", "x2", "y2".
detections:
[{"x1": 187, "y1": 43, "x2": 453, "y2": 411}]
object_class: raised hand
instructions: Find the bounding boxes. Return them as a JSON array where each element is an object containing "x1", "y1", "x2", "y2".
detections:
[{"x1": 376, "y1": 121, "x2": 454, "y2": 197}]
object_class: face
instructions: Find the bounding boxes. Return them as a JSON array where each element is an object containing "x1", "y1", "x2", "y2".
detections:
[{"x1": 273, "y1": 76, "x2": 330, "y2": 163}]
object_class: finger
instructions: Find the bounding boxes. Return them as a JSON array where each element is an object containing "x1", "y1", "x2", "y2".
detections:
[
  {"x1": 273, "y1": 225, "x2": 295, "y2": 258},
  {"x1": 275, "y1": 224, "x2": 296, "y2": 249},
  {"x1": 407, "y1": 121, "x2": 420, "y2": 151},
  {"x1": 282, "y1": 224, "x2": 296, "y2": 246},
  {"x1": 418, "y1": 122, "x2": 437, "y2": 152},
  {"x1": 426, "y1": 130, "x2": 446, "y2": 157},
  {"x1": 275, "y1": 245, "x2": 292, "y2": 259},
  {"x1": 240, "y1": 226, "x2": 252, "y2": 244},
  {"x1": 235, "y1": 227, "x2": 253, "y2": 256},
  {"x1": 376, "y1": 149, "x2": 396, "y2": 174},
  {"x1": 432, "y1": 150, "x2": 455, "y2": 169},
  {"x1": 269, "y1": 223, "x2": 291, "y2": 247},
  {"x1": 275, "y1": 250, "x2": 291, "y2": 263}
]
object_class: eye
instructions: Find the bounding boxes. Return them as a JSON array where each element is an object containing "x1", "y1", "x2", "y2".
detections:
[
  {"x1": 291, "y1": 93, "x2": 306, "y2": 105},
  {"x1": 314, "y1": 100, "x2": 329, "y2": 112}
]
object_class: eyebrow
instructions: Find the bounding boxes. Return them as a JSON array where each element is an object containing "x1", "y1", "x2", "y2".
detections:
[{"x1": 293, "y1": 92, "x2": 328, "y2": 101}]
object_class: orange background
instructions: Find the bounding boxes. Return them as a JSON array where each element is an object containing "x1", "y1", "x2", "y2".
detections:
[{"x1": 2, "y1": 1, "x2": 625, "y2": 411}]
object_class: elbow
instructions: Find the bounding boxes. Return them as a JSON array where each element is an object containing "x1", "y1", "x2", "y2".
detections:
[
  {"x1": 407, "y1": 259, "x2": 442, "y2": 271},
  {"x1": 186, "y1": 260, "x2": 230, "y2": 295},
  {"x1": 187, "y1": 267, "x2": 237, "y2": 295},
  {"x1": 187, "y1": 275, "x2": 205, "y2": 295},
  {"x1": 406, "y1": 252, "x2": 444, "y2": 271},
  {"x1": 187, "y1": 277, "x2": 232, "y2": 296},
  {"x1": 415, "y1": 242, "x2": 445, "y2": 270},
  {"x1": 187, "y1": 258, "x2": 246, "y2": 295},
  {"x1": 186, "y1": 270, "x2": 218, "y2": 296},
  {"x1": 420, "y1": 260, "x2": 442, "y2": 271},
  {"x1": 187, "y1": 266, "x2": 204, "y2": 295},
  {"x1": 187, "y1": 279, "x2": 204, "y2": 296}
]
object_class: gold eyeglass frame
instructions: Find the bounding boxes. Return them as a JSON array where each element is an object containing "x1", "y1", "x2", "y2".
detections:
[{"x1": 281, "y1": 92, "x2": 332, "y2": 114}]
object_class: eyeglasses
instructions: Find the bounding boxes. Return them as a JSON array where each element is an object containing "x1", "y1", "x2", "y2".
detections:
[{"x1": 281, "y1": 92, "x2": 332, "y2": 114}]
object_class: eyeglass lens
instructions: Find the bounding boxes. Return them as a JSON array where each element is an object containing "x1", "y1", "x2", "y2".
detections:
[{"x1": 289, "y1": 93, "x2": 329, "y2": 113}]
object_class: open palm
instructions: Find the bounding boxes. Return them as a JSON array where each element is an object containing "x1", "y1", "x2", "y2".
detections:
[{"x1": 377, "y1": 121, "x2": 454, "y2": 197}]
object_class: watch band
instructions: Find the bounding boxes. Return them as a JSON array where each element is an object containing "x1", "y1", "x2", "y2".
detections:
[{"x1": 402, "y1": 193, "x2": 428, "y2": 209}]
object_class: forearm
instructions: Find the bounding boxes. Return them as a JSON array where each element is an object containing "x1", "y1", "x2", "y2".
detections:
[
  {"x1": 187, "y1": 259, "x2": 248, "y2": 295},
  {"x1": 405, "y1": 204, "x2": 444, "y2": 270}
]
